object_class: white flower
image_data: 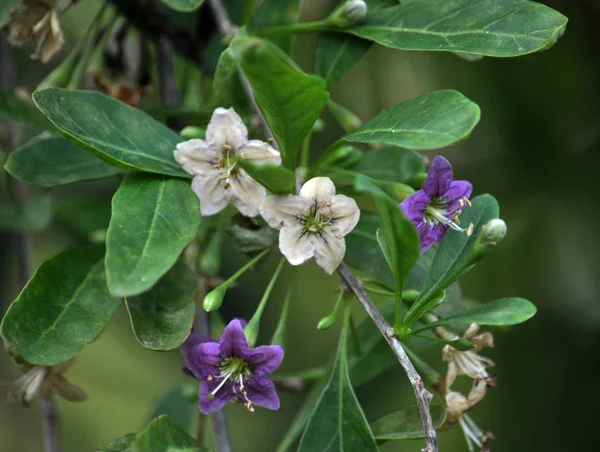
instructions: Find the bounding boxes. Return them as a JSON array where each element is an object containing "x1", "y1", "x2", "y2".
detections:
[
  {"x1": 259, "y1": 177, "x2": 360, "y2": 274},
  {"x1": 174, "y1": 107, "x2": 281, "y2": 217}
]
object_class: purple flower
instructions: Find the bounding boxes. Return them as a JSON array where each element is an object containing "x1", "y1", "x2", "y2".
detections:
[
  {"x1": 181, "y1": 319, "x2": 284, "y2": 414},
  {"x1": 400, "y1": 156, "x2": 473, "y2": 253}
]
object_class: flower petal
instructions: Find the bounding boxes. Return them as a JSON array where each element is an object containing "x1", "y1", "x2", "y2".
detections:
[
  {"x1": 418, "y1": 223, "x2": 446, "y2": 253},
  {"x1": 50, "y1": 375, "x2": 87, "y2": 403},
  {"x1": 219, "y1": 320, "x2": 250, "y2": 360},
  {"x1": 244, "y1": 376, "x2": 280, "y2": 410},
  {"x1": 174, "y1": 139, "x2": 220, "y2": 176},
  {"x1": 199, "y1": 379, "x2": 234, "y2": 414},
  {"x1": 239, "y1": 140, "x2": 282, "y2": 165},
  {"x1": 444, "y1": 180, "x2": 473, "y2": 211},
  {"x1": 181, "y1": 333, "x2": 212, "y2": 365},
  {"x1": 313, "y1": 233, "x2": 346, "y2": 274},
  {"x1": 422, "y1": 156, "x2": 453, "y2": 198},
  {"x1": 191, "y1": 173, "x2": 228, "y2": 216},
  {"x1": 206, "y1": 107, "x2": 248, "y2": 150},
  {"x1": 400, "y1": 190, "x2": 430, "y2": 225},
  {"x1": 329, "y1": 194, "x2": 360, "y2": 238},
  {"x1": 259, "y1": 194, "x2": 308, "y2": 230},
  {"x1": 299, "y1": 177, "x2": 336, "y2": 202},
  {"x1": 226, "y1": 171, "x2": 267, "y2": 217},
  {"x1": 279, "y1": 225, "x2": 315, "y2": 266},
  {"x1": 185, "y1": 342, "x2": 222, "y2": 380},
  {"x1": 247, "y1": 345, "x2": 284, "y2": 376}
]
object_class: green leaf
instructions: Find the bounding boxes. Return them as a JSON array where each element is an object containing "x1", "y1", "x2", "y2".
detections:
[
  {"x1": 345, "y1": 90, "x2": 480, "y2": 150},
  {"x1": 314, "y1": 33, "x2": 372, "y2": 88},
  {"x1": 97, "y1": 433, "x2": 136, "y2": 452},
  {"x1": 0, "y1": 0, "x2": 20, "y2": 28},
  {"x1": 161, "y1": 0, "x2": 204, "y2": 12},
  {"x1": 148, "y1": 382, "x2": 199, "y2": 437},
  {"x1": 0, "y1": 245, "x2": 120, "y2": 366},
  {"x1": 371, "y1": 403, "x2": 446, "y2": 442},
  {"x1": 374, "y1": 194, "x2": 420, "y2": 328},
  {"x1": 135, "y1": 416, "x2": 203, "y2": 452},
  {"x1": 348, "y1": 0, "x2": 568, "y2": 57},
  {"x1": 0, "y1": 195, "x2": 52, "y2": 231},
  {"x1": 414, "y1": 298, "x2": 537, "y2": 334},
  {"x1": 345, "y1": 213, "x2": 392, "y2": 285},
  {"x1": 375, "y1": 229, "x2": 392, "y2": 271},
  {"x1": 403, "y1": 194, "x2": 499, "y2": 328},
  {"x1": 0, "y1": 91, "x2": 53, "y2": 131},
  {"x1": 297, "y1": 310, "x2": 378, "y2": 452},
  {"x1": 209, "y1": 48, "x2": 238, "y2": 109},
  {"x1": 252, "y1": 0, "x2": 301, "y2": 55},
  {"x1": 105, "y1": 174, "x2": 200, "y2": 297},
  {"x1": 5, "y1": 136, "x2": 123, "y2": 187},
  {"x1": 350, "y1": 146, "x2": 425, "y2": 183},
  {"x1": 231, "y1": 36, "x2": 329, "y2": 168},
  {"x1": 236, "y1": 158, "x2": 295, "y2": 194},
  {"x1": 226, "y1": 218, "x2": 278, "y2": 254},
  {"x1": 32, "y1": 89, "x2": 187, "y2": 177},
  {"x1": 125, "y1": 261, "x2": 197, "y2": 350}
]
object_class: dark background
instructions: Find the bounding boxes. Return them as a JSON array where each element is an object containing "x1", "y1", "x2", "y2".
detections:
[{"x1": 1, "y1": 0, "x2": 599, "y2": 450}]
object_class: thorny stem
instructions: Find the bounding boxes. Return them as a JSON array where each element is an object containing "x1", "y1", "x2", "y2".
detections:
[
  {"x1": 337, "y1": 263, "x2": 439, "y2": 452},
  {"x1": 1, "y1": 35, "x2": 59, "y2": 452}
]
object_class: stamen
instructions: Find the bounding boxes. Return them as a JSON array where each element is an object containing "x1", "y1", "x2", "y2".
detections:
[
  {"x1": 210, "y1": 373, "x2": 232, "y2": 398},
  {"x1": 463, "y1": 197, "x2": 472, "y2": 208},
  {"x1": 207, "y1": 375, "x2": 214, "y2": 382},
  {"x1": 214, "y1": 158, "x2": 224, "y2": 169},
  {"x1": 218, "y1": 173, "x2": 230, "y2": 180}
]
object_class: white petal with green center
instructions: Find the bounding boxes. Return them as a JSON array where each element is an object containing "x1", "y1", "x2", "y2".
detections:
[
  {"x1": 174, "y1": 139, "x2": 219, "y2": 175},
  {"x1": 206, "y1": 107, "x2": 248, "y2": 150},
  {"x1": 239, "y1": 140, "x2": 281, "y2": 165},
  {"x1": 299, "y1": 177, "x2": 336, "y2": 201},
  {"x1": 226, "y1": 171, "x2": 266, "y2": 217}
]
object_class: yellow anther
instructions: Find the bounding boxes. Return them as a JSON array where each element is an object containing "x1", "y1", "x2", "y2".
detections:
[
  {"x1": 466, "y1": 223, "x2": 474, "y2": 236},
  {"x1": 207, "y1": 375, "x2": 214, "y2": 382}
]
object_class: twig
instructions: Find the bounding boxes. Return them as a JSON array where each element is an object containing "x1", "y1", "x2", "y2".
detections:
[
  {"x1": 1, "y1": 33, "x2": 60, "y2": 452},
  {"x1": 337, "y1": 262, "x2": 438, "y2": 452}
]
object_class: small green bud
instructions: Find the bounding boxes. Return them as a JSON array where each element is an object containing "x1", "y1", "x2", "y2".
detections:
[
  {"x1": 406, "y1": 172, "x2": 428, "y2": 191},
  {"x1": 312, "y1": 117, "x2": 326, "y2": 133},
  {"x1": 317, "y1": 314, "x2": 337, "y2": 330},
  {"x1": 180, "y1": 126, "x2": 206, "y2": 140},
  {"x1": 469, "y1": 218, "x2": 507, "y2": 263},
  {"x1": 401, "y1": 290, "x2": 420, "y2": 303},
  {"x1": 328, "y1": 100, "x2": 363, "y2": 133},
  {"x1": 314, "y1": 143, "x2": 363, "y2": 170},
  {"x1": 328, "y1": 0, "x2": 368, "y2": 28},
  {"x1": 203, "y1": 286, "x2": 227, "y2": 312}
]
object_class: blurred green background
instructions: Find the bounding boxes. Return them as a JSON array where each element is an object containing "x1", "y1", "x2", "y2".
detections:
[{"x1": 1, "y1": 0, "x2": 599, "y2": 451}]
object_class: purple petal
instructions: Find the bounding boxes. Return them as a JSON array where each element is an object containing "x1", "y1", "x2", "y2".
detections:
[
  {"x1": 219, "y1": 320, "x2": 250, "y2": 360},
  {"x1": 232, "y1": 318, "x2": 248, "y2": 329},
  {"x1": 444, "y1": 180, "x2": 472, "y2": 211},
  {"x1": 199, "y1": 380, "x2": 234, "y2": 414},
  {"x1": 247, "y1": 345, "x2": 284, "y2": 376},
  {"x1": 422, "y1": 156, "x2": 453, "y2": 198},
  {"x1": 181, "y1": 333, "x2": 212, "y2": 364},
  {"x1": 244, "y1": 376, "x2": 280, "y2": 410},
  {"x1": 419, "y1": 223, "x2": 446, "y2": 253},
  {"x1": 186, "y1": 342, "x2": 222, "y2": 380},
  {"x1": 399, "y1": 190, "x2": 430, "y2": 225}
]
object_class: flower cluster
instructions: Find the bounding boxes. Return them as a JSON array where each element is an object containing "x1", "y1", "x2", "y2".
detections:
[{"x1": 181, "y1": 320, "x2": 283, "y2": 414}]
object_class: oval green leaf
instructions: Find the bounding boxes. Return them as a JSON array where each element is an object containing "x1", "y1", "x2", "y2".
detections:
[
  {"x1": 5, "y1": 136, "x2": 123, "y2": 187},
  {"x1": 125, "y1": 260, "x2": 197, "y2": 350},
  {"x1": 236, "y1": 158, "x2": 296, "y2": 194},
  {"x1": 105, "y1": 174, "x2": 201, "y2": 297},
  {"x1": 315, "y1": 33, "x2": 372, "y2": 88},
  {"x1": 344, "y1": 90, "x2": 480, "y2": 150},
  {"x1": 348, "y1": 0, "x2": 568, "y2": 57},
  {"x1": 0, "y1": 91, "x2": 53, "y2": 131},
  {"x1": 252, "y1": 0, "x2": 301, "y2": 55},
  {"x1": 0, "y1": 245, "x2": 120, "y2": 366},
  {"x1": 147, "y1": 382, "x2": 199, "y2": 437},
  {"x1": 351, "y1": 146, "x2": 425, "y2": 183},
  {"x1": 231, "y1": 36, "x2": 329, "y2": 169},
  {"x1": 135, "y1": 415, "x2": 204, "y2": 452},
  {"x1": 371, "y1": 403, "x2": 446, "y2": 441},
  {"x1": 32, "y1": 89, "x2": 187, "y2": 177}
]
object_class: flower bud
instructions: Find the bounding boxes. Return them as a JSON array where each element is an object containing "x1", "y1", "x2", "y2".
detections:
[
  {"x1": 328, "y1": 0, "x2": 368, "y2": 28},
  {"x1": 469, "y1": 219, "x2": 507, "y2": 262},
  {"x1": 203, "y1": 285, "x2": 227, "y2": 312},
  {"x1": 328, "y1": 100, "x2": 363, "y2": 133},
  {"x1": 180, "y1": 126, "x2": 206, "y2": 140}
]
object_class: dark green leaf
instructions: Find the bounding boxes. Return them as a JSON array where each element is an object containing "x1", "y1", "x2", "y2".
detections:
[
  {"x1": 0, "y1": 245, "x2": 120, "y2": 366},
  {"x1": 0, "y1": 91, "x2": 53, "y2": 131},
  {"x1": 135, "y1": 416, "x2": 203, "y2": 452},
  {"x1": 5, "y1": 136, "x2": 123, "y2": 187},
  {"x1": 148, "y1": 382, "x2": 199, "y2": 437},
  {"x1": 226, "y1": 222, "x2": 278, "y2": 254},
  {"x1": 314, "y1": 33, "x2": 372, "y2": 88},
  {"x1": 351, "y1": 146, "x2": 425, "y2": 183},
  {"x1": 371, "y1": 403, "x2": 446, "y2": 441},
  {"x1": 236, "y1": 158, "x2": 296, "y2": 194},
  {"x1": 345, "y1": 213, "x2": 392, "y2": 285},
  {"x1": 348, "y1": 0, "x2": 568, "y2": 57},
  {"x1": 376, "y1": 228, "x2": 392, "y2": 271},
  {"x1": 55, "y1": 198, "x2": 112, "y2": 238},
  {"x1": 298, "y1": 311, "x2": 378, "y2": 452},
  {"x1": 97, "y1": 433, "x2": 136, "y2": 452},
  {"x1": 403, "y1": 194, "x2": 499, "y2": 328},
  {"x1": 105, "y1": 174, "x2": 200, "y2": 297},
  {"x1": 414, "y1": 298, "x2": 537, "y2": 334},
  {"x1": 231, "y1": 36, "x2": 329, "y2": 168},
  {"x1": 345, "y1": 90, "x2": 480, "y2": 149},
  {"x1": 209, "y1": 48, "x2": 238, "y2": 109},
  {"x1": 0, "y1": 195, "x2": 52, "y2": 231},
  {"x1": 162, "y1": 0, "x2": 204, "y2": 12},
  {"x1": 252, "y1": 0, "x2": 301, "y2": 54},
  {"x1": 125, "y1": 261, "x2": 197, "y2": 350},
  {"x1": 33, "y1": 89, "x2": 187, "y2": 177},
  {"x1": 0, "y1": 0, "x2": 20, "y2": 28}
]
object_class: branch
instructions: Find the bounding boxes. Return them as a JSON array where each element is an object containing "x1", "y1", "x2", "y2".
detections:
[
  {"x1": 337, "y1": 263, "x2": 438, "y2": 452},
  {"x1": 1, "y1": 35, "x2": 60, "y2": 452}
]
